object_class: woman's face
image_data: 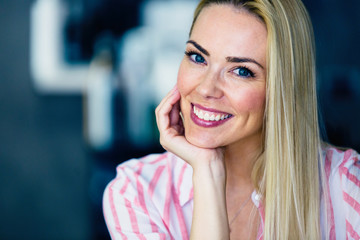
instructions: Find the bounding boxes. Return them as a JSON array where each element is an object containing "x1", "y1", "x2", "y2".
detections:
[{"x1": 177, "y1": 4, "x2": 267, "y2": 149}]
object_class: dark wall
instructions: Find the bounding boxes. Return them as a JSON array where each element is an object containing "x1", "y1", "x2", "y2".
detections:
[
  {"x1": 304, "y1": 0, "x2": 360, "y2": 151},
  {"x1": 0, "y1": 1, "x2": 92, "y2": 239}
]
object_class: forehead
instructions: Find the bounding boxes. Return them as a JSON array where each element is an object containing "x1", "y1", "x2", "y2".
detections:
[{"x1": 190, "y1": 4, "x2": 267, "y2": 61}]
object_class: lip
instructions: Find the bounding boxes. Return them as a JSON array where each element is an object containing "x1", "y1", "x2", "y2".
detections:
[
  {"x1": 192, "y1": 103, "x2": 231, "y2": 115},
  {"x1": 190, "y1": 103, "x2": 233, "y2": 128}
]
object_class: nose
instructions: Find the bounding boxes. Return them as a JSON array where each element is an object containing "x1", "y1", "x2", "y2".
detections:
[{"x1": 196, "y1": 69, "x2": 224, "y2": 99}]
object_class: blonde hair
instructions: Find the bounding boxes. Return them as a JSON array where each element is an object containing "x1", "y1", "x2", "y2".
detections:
[{"x1": 190, "y1": 0, "x2": 326, "y2": 239}]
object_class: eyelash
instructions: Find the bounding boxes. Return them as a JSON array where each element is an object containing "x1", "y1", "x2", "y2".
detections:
[
  {"x1": 232, "y1": 66, "x2": 256, "y2": 78},
  {"x1": 184, "y1": 50, "x2": 206, "y2": 64},
  {"x1": 184, "y1": 50, "x2": 256, "y2": 79}
]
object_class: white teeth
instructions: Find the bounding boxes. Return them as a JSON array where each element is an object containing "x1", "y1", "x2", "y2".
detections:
[
  {"x1": 199, "y1": 111, "x2": 204, "y2": 119},
  {"x1": 193, "y1": 105, "x2": 230, "y2": 121},
  {"x1": 204, "y1": 113, "x2": 210, "y2": 121},
  {"x1": 193, "y1": 106, "x2": 197, "y2": 115}
]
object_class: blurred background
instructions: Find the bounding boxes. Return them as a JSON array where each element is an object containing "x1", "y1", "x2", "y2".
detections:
[{"x1": 0, "y1": 0, "x2": 359, "y2": 239}]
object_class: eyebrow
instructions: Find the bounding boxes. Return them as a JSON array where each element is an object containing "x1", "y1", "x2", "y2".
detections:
[
  {"x1": 226, "y1": 56, "x2": 264, "y2": 69},
  {"x1": 186, "y1": 40, "x2": 210, "y2": 56},
  {"x1": 186, "y1": 40, "x2": 264, "y2": 70}
]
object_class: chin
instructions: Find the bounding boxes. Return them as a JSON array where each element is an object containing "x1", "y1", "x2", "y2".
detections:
[{"x1": 184, "y1": 132, "x2": 222, "y2": 149}]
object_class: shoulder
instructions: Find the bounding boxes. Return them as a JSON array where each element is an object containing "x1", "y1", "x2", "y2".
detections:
[
  {"x1": 103, "y1": 152, "x2": 193, "y2": 239},
  {"x1": 108, "y1": 152, "x2": 192, "y2": 196},
  {"x1": 323, "y1": 145, "x2": 360, "y2": 190},
  {"x1": 322, "y1": 145, "x2": 360, "y2": 236},
  {"x1": 323, "y1": 144, "x2": 360, "y2": 178},
  {"x1": 104, "y1": 151, "x2": 193, "y2": 204},
  {"x1": 323, "y1": 144, "x2": 360, "y2": 197}
]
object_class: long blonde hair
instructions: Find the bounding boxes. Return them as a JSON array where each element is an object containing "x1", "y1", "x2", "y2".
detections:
[{"x1": 190, "y1": 0, "x2": 325, "y2": 239}]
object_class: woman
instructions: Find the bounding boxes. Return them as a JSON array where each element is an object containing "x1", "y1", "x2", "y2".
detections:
[{"x1": 103, "y1": 0, "x2": 360, "y2": 239}]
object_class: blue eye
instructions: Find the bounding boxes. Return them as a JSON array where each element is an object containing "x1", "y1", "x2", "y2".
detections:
[
  {"x1": 191, "y1": 54, "x2": 205, "y2": 63},
  {"x1": 233, "y1": 67, "x2": 254, "y2": 78},
  {"x1": 185, "y1": 51, "x2": 206, "y2": 64}
]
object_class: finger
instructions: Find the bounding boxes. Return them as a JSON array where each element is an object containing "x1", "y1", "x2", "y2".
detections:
[
  {"x1": 156, "y1": 88, "x2": 181, "y2": 131},
  {"x1": 156, "y1": 85, "x2": 178, "y2": 112},
  {"x1": 169, "y1": 100, "x2": 180, "y2": 126},
  {"x1": 156, "y1": 88, "x2": 180, "y2": 125}
]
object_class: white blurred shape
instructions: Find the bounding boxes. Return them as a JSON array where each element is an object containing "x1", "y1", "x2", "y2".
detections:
[
  {"x1": 141, "y1": 0, "x2": 197, "y2": 103},
  {"x1": 84, "y1": 50, "x2": 114, "y2": 151},
  {"x1": 30, "y1": 0, "x2": 88, "y2": 93},
  {"x1": 119, "y1": 0, "x2": 197, "y2": 147}
]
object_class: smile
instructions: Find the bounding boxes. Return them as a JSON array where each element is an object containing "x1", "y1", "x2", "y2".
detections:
[
  {"x1": 190, "y1": 104, "x2": 233, "y2": 128},
  {"x1": 193, "y1": 105, "x2": 231, "y2": 121}
]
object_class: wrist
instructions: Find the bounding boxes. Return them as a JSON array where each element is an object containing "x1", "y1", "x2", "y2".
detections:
[
  {"x1": 192, "y1": 166, "x2": 227, "y2": 198},
  {"x1": 192, "y1": 158, "x2": 226, "y2": 182}
]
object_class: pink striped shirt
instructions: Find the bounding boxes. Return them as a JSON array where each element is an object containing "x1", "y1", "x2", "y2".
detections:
[{"x1": 103, "y1": 146, "x2": 360, "y2": 239}]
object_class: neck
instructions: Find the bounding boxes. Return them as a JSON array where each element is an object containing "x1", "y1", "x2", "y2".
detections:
[{"x1": 224, "y1": 132, "x2": 263, "y2": 188}]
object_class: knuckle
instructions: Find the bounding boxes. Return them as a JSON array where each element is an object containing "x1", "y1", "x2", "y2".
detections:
[
  {"x1": 159, "y1": 138, "x2": 166, "y2": 149},
  {"x1": 159, "y1": 135, "x2": 169, "y2": 147}
]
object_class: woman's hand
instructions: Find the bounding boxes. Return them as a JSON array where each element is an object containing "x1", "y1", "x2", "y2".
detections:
[
  {"x1": 155, "y1": 86, "x2": 225, "y2": 176},
  {"x1": 156, "y1": 85, "x2": 230, "y2": 240}
]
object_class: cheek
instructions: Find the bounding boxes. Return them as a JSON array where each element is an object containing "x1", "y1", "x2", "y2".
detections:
[
  {"x1": 176, "y1": 61, "x2": 188, "y2": 94},
  {"x1": 176, "y1": 60, "x2": 193, "y2": 95},
  {"x1": 177, "y1": 61, "x2": 191, "y2": 114},
  {"x1": 231, "y1": 86, "x2": 266, "y2": 112}
]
